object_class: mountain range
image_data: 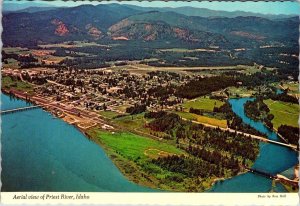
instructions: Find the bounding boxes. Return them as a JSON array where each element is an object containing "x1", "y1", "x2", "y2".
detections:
[
  {"x1": 3, "y1": 4, "x2": 299, "y2": 48},
  {"x1": 4, "y1": 2, "x2": 297, "y2": 19},
  {"x1": 3, "y1": 2, "x2": 55, "y2": 11}
]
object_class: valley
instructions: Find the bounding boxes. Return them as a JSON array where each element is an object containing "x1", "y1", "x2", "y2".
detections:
[{"x1": 1, "y1": 2, "x2": 299, "y2": 193}]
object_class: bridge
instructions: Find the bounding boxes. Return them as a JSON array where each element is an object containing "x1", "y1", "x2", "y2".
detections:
[
  {"x1": 228, "y1": 128, "x2": 298, "y2": 151},
  {"x1": 244, "y1": 167, "x2": 276, "y2": 179},
  {"x1": 0, "y1": 106, "x2": 40, "y2": 115},
  {"x1": 245, "y1": 167, "x2": 299, "y2": 188}
]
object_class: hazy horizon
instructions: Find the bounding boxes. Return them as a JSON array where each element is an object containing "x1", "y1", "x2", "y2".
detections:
[{"x1": 4, "y1": 0, "x2": 300, "y2": 15}]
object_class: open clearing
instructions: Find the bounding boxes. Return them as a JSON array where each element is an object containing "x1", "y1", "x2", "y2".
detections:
[
  {"x1": 159, "y1": 48, "x2": 218, "y2": 53},
  {"x1": 226, "y1": 86, "x2": 255, "y2": 98},
  {"x1": 3, "y1": 47, "x2": 29, "y2": 54},
  {"x1": 264, "y1": 99, "x2": 299, "y2": 129},
  {"x1": 99, "y1": 110, "x2": 121, "y2": 119},
  {"x1": 117, "y1": 64, "x2": 246, "y2": 75},
  {"x1": 38, "y1": 41, "x2": 111, "y2": 48},
  {"x1": 88, "y1": 129, "x2": 183, "y2": 161},
  {"x1": 284, "y1": 82, "x2": 298, "y2": 93},
  {"x1": 2, "y1": 76, "x2": 33, "y2": 92},
  {"x1": 182, "y1": 96, "x2": 224, "y2": 112},
  {"x1": 144, "y1": 148, "x2": 177, "y2": 159},
  {"x1": 3, "y1": 58, "x2": 20, "y2": 69},
  {"x1": 176, "y1": 111, "x2": 227, "y2": 128}
]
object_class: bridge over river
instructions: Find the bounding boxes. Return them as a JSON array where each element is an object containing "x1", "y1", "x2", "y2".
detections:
[
  {"x1": 0, "y1": 106, "x2": 40, "y2": 115},
  {"x1": 244, "y1": 167, "x2": 276, "y2": 179},
  {"x1": 244, "y1": 167, "x2": 299, "y2": 188}
]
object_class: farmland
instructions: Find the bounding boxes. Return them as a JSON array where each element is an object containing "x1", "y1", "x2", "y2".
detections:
[
  {"x1": 89, "y1": 129, "x2": 183, "y2": 161},
  {"x1": 86, "y1": 128, "x2": 192, "y2": 191},
  {"x1": 264, "y1": 99, "x2": 298, "y2": 129},
  {"x1": 182, "y1": 96, "x2": 224, "y2": 112},
  {"x1": 175, "y1": 112, "x2": 227, "y2": 128},
  {"x1": 38, "y1": 41, "x2": 112, "y2": 48}
]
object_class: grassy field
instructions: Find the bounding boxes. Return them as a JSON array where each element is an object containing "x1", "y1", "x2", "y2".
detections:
[
  {"x1": 114, "y1": 113, "x2": 145, "y2": 128},
  {"x1": 38, "y1": 41, "x2": 110, "y2": 48},
  {"x1": 89, "y1": 129, "x2": 183, "y2": 161},
  {"x1": 99, "y1": 110, "x2": 120, "y2": 119},
  {"x1": 3, "y1": 58, "x2": 20, "y2": 69},
  {"x1": 3, "y1": 47, "x2": 29, "y2": 54},
  {"x1": 264, "y1": 99, "x2": 299, "y2": 129},
  {"x1": 1, "y1": 76, "x2": 33, "y2": 92},
  {"x1": 86, "y1": 128, "x2": 190, "y2": 191},
  {"x1": 182, "y1": 96, "x2": 224, "y2": 112},
  {"x1": 226, "y1": 86, "x2": 256, "y2": 98},
  {"x1": 159, "y1": 48, "x2": 217, "y2": 53},
  {"x1": 115, "y1": 105, "x2": 130, "y2": 113},
  {"x1": 176, "y1": 111, "x2": 227, "y2": 128},
  {"x1": 282, "y1": 82, "x2": 299, "y2": 94}
]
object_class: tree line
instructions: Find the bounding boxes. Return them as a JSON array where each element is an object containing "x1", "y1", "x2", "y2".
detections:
[
  {"x1": 244, "y1": 97, "x2": 274, "y2": 129},
  {"x1": 278, "y1": 125, "x2": 299, "y2": 146},
  {"x1": 176, "y1": 75, "x2": 236, "y2": 99},
  {"x1": 145, "y1": 112, "x2": 260, "y2": 180}
]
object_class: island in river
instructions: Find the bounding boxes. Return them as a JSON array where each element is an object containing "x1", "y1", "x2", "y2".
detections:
[{"x1": 1, "y1": 64, "x2": 299, "y2": 192}]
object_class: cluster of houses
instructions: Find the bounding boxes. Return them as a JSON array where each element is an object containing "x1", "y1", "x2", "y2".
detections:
[{"x1": 6, "y1": 67, "x2": 197, "y2": 114}]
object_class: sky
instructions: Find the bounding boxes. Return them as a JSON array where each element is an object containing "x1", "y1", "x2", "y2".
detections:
[{"x1": 5, "y1": 0, "x2": 300, "y2": 15}]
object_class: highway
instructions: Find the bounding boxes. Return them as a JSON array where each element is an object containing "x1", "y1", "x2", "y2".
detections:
[{"x1": 182, "y1": 118, "x2": 298, "y2": 151}]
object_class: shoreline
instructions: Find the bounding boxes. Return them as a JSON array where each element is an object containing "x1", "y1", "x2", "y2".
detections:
[
  {"x1": 2, "y1": 89, "x2": 241, "y2": 192},
  {"x1": 3, "y1": 88, "x2": 293, "y2": 192},
  {"x1": 85, "y1": 127, "x2": 248, "y2": 192}
]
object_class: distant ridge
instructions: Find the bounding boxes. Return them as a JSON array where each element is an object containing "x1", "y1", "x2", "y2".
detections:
[
  {"x1": 122, "y1": 4, "x2": 297, "y2": 20},
  {"x1": 3, "y1": 3, "x2": 298, "y2": 47},
  {"x1": 3, "y1": 2, "x2": 297, "y2": 19},
  {"x1": 3, "y1": 2, "x2": 55, "y2": 11}
]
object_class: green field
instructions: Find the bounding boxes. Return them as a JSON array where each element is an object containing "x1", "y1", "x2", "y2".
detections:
[
  {"x1": 115, "y1": 105, "x2": 130, "y2": 113},
  {"x1": 87, "y1": 128, "x2": 190, "y2": 191},
  {"x1": 89, "y1": 129, "x2": 183, "y2": 161},
  {"x1": 38, "y1": 41, "x2": 110, "y2": 48},
  {"x1": 282, "y1": 82, "x2": 299, "y2": 95},
  {"x1": 227, "y1": 86, "x2": 255, "y2": 98},
  {"x1": 3, "y1": 58, "x2": 20, "y2": 69},
  {"x1": 99, "y1": 110, "x2": 120, "y2": 119},
  {"x1": 160, "y1": 48, "x2": 216, "y2": 53},
  {"x1": 1, "y1": 76, "x2": 33, "y2": 92},
  {"x1": 176, "y1": 111, "x2": 227, "y2": 128},
  {"x1": 3, "y1": 47, "x2": 29, "y2": 54},
  {"x1": 264, "y1": 99, "x2": 299, "y2": 129},
  {"x1": 182, "y1": 96, "x2": 224, "y2": 112},
  {"x1": 114, "y1": 113, "x2": 146, "y2": 129}
]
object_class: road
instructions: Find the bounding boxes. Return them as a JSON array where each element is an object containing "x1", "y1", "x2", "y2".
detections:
[
  {"x1": 4, "y1": 88, "x2": 298, "y2": 151},
  {"x1": 182, "y1": 118, "x2": 298, "y2": 150}
]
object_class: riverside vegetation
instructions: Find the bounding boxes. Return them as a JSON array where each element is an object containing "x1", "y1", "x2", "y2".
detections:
[
  {"x1": 87, "y1": 111, "x2": 259, "y2": 192},
  {"x1": 244, "y1": 91, "x2": 299, "y2": 146}
]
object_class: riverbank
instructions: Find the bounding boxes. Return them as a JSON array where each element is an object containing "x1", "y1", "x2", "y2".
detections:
[
  {"x1": 1, "y1": 93, "x2": 154, "y2": 192},
  {"x1": 86, "y1": 128, "x2": 237, "y2": 192},
  {"x1": 2, "y1": 88, "x2": 239, "y2": 192},
  {"x1": 1, "y1": 88, "x2": 110, "y2": 132},
  {"x1": 2, "y1": 85, "x2": 297, "y2": 192}
]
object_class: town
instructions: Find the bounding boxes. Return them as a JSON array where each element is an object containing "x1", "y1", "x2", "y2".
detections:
[{"x1": 1, "y1": 1, "x2": 299, "y2": 194}]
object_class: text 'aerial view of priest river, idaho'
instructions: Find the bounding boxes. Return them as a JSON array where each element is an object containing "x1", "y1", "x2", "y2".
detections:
[{"x1": 1, "y1": 0, "x2": 299, "y2": 193}]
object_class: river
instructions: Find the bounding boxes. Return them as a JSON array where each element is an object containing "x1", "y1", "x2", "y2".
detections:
[
  {"x1": 1, "y1": 94, "x2": 298, "y2": 192},
  {"x1": 1, "y1": 93, "x2": 152, "y2": 192},
  {"x1": 209, "y1": 98, "x2": 298, "y2": 192}
]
